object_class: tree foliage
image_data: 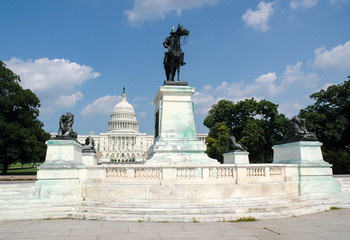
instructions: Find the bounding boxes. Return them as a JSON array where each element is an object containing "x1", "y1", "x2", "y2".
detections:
[
  {"x1": 0, "y1": 60, "x2": 50, "y2": 174},
  {"x1": 205, "y1": 122, "x2": 231, "y2": 163},
  {"x1": 300, "y1": 76, "x2": 350, "y2": 173},
  {"x1": 204, "y1": 98, "x2": 289, "y2": 163}
]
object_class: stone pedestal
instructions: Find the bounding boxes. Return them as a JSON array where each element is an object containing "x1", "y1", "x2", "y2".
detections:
[
  {"x1": 223, "y1": 151, "x2": 249, "y2": 164},
  {"x1": 272, "y1": 141, "x2": 341, "y2": 195},
  {"x1": 31, "y1": 139, "x2": 84, "y2": 200},
  {"x1": 146, "y1": 85, "x2": 218, "y2": 165},
  {"x1": 272, "y1": 141, "x2": 327, "y2": 165},
  {"x1": 82, "y1": 151, "x2": 97, "y2": 166},
  {"x1": 40, "y1": 139, "x2": 84, "y2": 168}
]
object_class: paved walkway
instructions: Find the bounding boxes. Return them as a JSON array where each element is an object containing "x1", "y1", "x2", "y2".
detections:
[{"x1": 0, "y1": 209, "x2": 349, "y2": 240}]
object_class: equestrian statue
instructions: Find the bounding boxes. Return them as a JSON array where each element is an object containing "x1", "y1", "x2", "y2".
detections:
[{"x1": 163, "y1": 24, "x2": 189, "y2": 82}]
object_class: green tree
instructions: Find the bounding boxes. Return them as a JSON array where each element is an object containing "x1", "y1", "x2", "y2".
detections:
[
  {"x1": 300, "y1": 76, "x2": 350, "y2": 173},
  {"x1": 0, "y1": 60, "x2": 50, "y2": 174},
  {"x1": 206, "y1": 122, "x2": 231, "y2": 163},
  {"x1": 204, "y1": 98, "x2": 289, "y2": 163}
]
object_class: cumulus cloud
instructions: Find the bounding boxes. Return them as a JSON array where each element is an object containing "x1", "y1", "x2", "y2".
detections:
[
  {"x1": 4, "y1": 57, "x2": 100, "y2": 112},
  {"x1": 192, "y1": 61, "x2": 322, "y2": 118},
  {"x1": 81, "y1": 95, "x2": 122, "y2": 117},
  {"x1": 192, "y1": 91, "x2": 216, "y2": 115},
  {"x1": 55, "y1": 92, "x2": 84, "y2": 108},
  {"x1": 312, "y1": 41, "x2": 350, "y2": 73},
  {"x1": 281, "y1": 62, "x2": 319, "y2": 88},
  {"x1": 221, "y1": 72, "x2": 282, "y2": 98},
  {"x1": 290, "y1": 0, "x2": 318, "y2": 9},
  {"x1": 125, "y1": 0, "x2": 218, "y2": 25},
  {"x1": 241, "y1": 1, "x2": 275, "y2": 32},
  {"x1": 5, "y1": 57, "x2": 99, "y2": 93},
  {"x1": 192, "y1": 72, "x2": 282, "y2": 116}
]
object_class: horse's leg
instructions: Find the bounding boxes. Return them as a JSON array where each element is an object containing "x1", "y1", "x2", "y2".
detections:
[
  {"x1": 165, "y1": 65, "x2": 169, "y2": 81},
  {"x1": 170, "y1": 61, "x2": 174, "y2": 81},
  {"x1": 177, "y1": 65, "x2": 180, "y2": 81}
]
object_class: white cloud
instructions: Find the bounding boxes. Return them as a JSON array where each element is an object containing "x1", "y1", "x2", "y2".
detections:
[
  {"x1": 221, "y1": 72, "x2": 282, "y2": 98},
  {"x1": 125, "y1": 0, "x2": 218, "y2": 25},
  {"x1": 192, "y1": 61, "x2": 321, "y2": 117},
  {"x1": 81, "y1": 95, "x2": 121, "y2": 117},
  {"x1": 192, "y1": 91, "x2": 216, "y2": 115},
  {"x1": 290, "y1": 0, "x2": 318, "y2": 9},
  {"x1": 192, "y1": 72, "x2": 282, "y2": 116},
  {"x1": 5, "y1": 57, "x2": 99, "y2": 93},
  {"x1": 312, "y1": 41, "x2": 350, "y2": 73},
  {"x1": 4, "y1": 57, "x2": 100, "y2": 111},
  {"x1": 241, "y1": 1, "x2": 275, "y2": 32},
  {"x1": 281, "y1": 62, "x2": 319, "y2": 88},
  {"x1": 55, "y1": 92, "x2": 84, "y2": 108}
]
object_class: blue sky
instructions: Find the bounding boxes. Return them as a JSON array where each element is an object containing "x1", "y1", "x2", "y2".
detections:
[{"x1": 1, "y1": 0, "x2": 350, "y2": 135}]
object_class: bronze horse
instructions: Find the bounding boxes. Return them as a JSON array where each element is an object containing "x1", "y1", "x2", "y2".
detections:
[{"x1": 163, "y1": 25, "x2": 189, "y2": 81}]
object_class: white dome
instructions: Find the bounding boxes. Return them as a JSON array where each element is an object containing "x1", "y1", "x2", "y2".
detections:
[
  {"x1": 108, "y1": 88, "x2": 139, "y2": 132},
  {"x1": 113, "y1": 93, "x2": 135, "y2": 114}
]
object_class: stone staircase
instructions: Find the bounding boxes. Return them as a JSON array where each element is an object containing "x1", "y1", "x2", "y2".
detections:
[
  {"x1": 0, "y1": 182, "x2": 79, "y2": 221},
  {"x1": 1, "y1": 181, "x2": 350, "y2": 222},
  {"x1": 335, "y1": 175, "x2": 350, "y2": 193},
  {"x1": 71, "y1": 193, "x2": 350, "y2": 222}
]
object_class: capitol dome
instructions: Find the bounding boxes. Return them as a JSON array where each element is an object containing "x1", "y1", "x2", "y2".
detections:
[{"x1": 108, "y1": 88, "x2": 139, "y2": 132}]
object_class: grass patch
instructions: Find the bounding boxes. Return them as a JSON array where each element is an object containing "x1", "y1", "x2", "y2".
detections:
[
  {"x1": 193, "y1": 217, "x2": 200, "y2": 223},
  {"x1": 2, "y1": 162, "x2": 41, "y2": 175},
  {"x1": 226, "y1": 217, "x2": 258, "y2": 222},
  {"x1": 330, "y1": 206, "x2": 341, "y2": 210},
  {"x1": 9, "y1": 163, "x2": 36, "y2": 168},
  {"x1": 6, "y1": 168, "x2": 38, "y2": 175}
]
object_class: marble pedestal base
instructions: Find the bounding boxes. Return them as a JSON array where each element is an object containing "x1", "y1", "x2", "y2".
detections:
[
  {"x1": 146, "y1": 85, "x2": 218, "y2": 165},
  {"x1": 223, "y1": 151, "x2": 249, "y2": 164},
  {"x1": 40, "y1": 139, "x2": 84, "y2": 168},
  {"x1": 272, "y1": 141, "x2": 328, "y2": 165},
  {"x1": 272, "y1": 141, "x2": 340, "y2": 195},
  {"x1": 31, "y1": 139, "x2": 84, "y2": 200},
  {"x1": 82, "y1": 151, "x2": 97, "y2": 166}
]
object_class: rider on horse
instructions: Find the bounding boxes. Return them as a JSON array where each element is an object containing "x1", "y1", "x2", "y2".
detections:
[
  {"x1": 163, "y1": 27, "x2": 186, "y2": 67},
  {"x1": 163, "y1": 25, "x2": 189, "y2": 81}
]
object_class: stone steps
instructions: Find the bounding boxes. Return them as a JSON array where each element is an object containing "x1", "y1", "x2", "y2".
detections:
[
  {"x1": 335, "y1": 177, "x2": 350, "y2": 192},
  {"x1": 0, "y1": 183, "x2": 80, "y2": 221},
  {"x1": 72, "y1": 194, "x2": 348, "y2": 222},
  {"x1": 0, "y1": 202, "x2": 80, "y2": 221},
  {"x1": 1, "y1": 182, "x2": 350, "y2": 222}
]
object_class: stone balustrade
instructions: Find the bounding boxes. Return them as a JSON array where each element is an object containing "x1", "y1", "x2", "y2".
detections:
[{"x1": 99, "y1": 164, "x2": 293, "y2": 184}]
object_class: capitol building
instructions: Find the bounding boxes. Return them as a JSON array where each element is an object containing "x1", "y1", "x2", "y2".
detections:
[{"x1": 76, "y1": 88, "x2": 207, "y2": 162}]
